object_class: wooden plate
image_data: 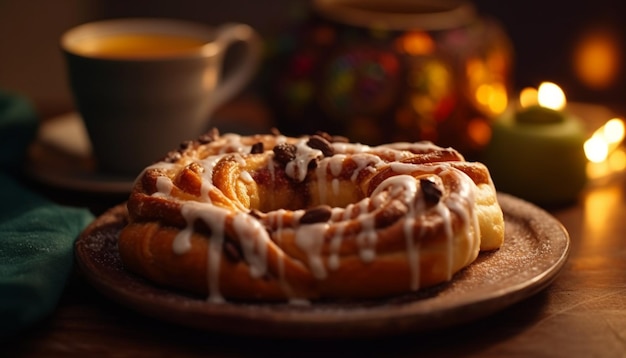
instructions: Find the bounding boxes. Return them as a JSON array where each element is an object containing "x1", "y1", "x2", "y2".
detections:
[{"x1": 74, "y1": 193, "x2": 570, "y2": 339}]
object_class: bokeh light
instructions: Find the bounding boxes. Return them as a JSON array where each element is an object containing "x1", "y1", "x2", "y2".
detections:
[
  {"x1": 584, "y1": 118, "x2": 625, "y2": 163},
  {"x1": 519, "y1": 87, "x2": 538, "y2": 108},
  {"x1": 537, "y1": 82, "x2": 566, "y2": 110},
  {"x1": 574, "y1": 28, "x2": 621, "y2": 90}
]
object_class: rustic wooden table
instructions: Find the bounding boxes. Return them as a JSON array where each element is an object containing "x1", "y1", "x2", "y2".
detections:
[{"x1": 6, "y1": 99, "x2": 626, "y2": 357}]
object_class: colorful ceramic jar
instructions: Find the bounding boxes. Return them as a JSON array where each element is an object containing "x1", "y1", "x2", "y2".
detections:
[{"x1": 265, "y1": 0, "x2": 513, "y2": 157}]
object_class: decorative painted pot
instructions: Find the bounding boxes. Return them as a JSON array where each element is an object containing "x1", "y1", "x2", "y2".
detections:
[{"x1": 265, "y1": 0, "x2": 513, "y2": 157}]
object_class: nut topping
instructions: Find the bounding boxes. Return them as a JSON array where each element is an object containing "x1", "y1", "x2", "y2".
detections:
[
  {"x1": 300, "y1": 205, "x2": 333, "y2": 224},
  {"x1": 307, "y1": 135, "x2": 334, "y2": 157},
  {"x1": 315, "y1": 131, "x2": 348, "y2": 143},
  {"x1": 273, "y1": 143, "x2": 297, "y2": 165},
  {"x1": 197, "y1": 128, "x2": 219, "y2": 144},
  {"x1": 250, "y1": 142, "x2": 264, "y2": 154},
  {"x1": 420, "y1": 178, "x2": 442, "y2": 204},
  {"x1": 179, "y1": 140, "x2": 193, "y2": 150}
]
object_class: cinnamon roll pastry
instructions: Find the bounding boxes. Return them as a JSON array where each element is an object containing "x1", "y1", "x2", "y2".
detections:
[{"x1": 119, "y1": 129, "x2": 504, "y2": 303}]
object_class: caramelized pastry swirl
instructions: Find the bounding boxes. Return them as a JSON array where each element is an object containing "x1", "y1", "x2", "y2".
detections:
[{"x1": 119, "y1": 130, "x2": 504, "y2": 302}]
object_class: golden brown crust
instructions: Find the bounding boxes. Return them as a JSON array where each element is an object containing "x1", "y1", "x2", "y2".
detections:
[
  {"x1": 119, "y1": 222, "x2": 313, "y2": 300},
  {"x1": 119, "y1": 130, "x2": 505, "y2": 302}
]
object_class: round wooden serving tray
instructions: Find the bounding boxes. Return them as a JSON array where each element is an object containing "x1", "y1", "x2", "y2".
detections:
[{"x1": 75, "y1": 193, "x2": 570, "y2": 339}]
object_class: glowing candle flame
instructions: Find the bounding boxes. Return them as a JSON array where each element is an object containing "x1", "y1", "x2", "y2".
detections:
[
  {"x1": 519, "y1": 82, "x2": 566, "y2": 110},
  {"x1": 537, "y1": 82, "x2": 566, "y2": 110},
  {"x1": 584, "y1": 118, "x2": 625, "y2": 163}
]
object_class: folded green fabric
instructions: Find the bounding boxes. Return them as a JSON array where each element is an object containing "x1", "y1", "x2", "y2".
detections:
[
  {"x1": 0, "y1": 90, "x2": 94, "y2": 339},
  {"x1": 0, "y1": 174, "x2": 93, "y2": 338},
  {"x1": 0, "y1": 89, "x2": 38, "y2": 171}
]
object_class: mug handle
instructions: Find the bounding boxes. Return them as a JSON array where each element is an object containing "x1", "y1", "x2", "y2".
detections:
[{"x1": 206, "y1": 23, "x2": 262, "y2": 114}]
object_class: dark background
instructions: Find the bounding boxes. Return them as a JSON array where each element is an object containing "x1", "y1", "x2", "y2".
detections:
[
  {"x1": 2, "y1": 0, "x2": 625, "y2": 115},
  {"x1": 475, "y1": 0, "x2": 626, "y2": 112},
  {"x1": 93, "y1": 0, "x2": 626, "y2": 111}
]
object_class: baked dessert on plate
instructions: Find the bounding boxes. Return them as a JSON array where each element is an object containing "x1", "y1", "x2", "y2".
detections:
[{"x1": 117, "y1": 129, "x2": 505, "y2": 303}]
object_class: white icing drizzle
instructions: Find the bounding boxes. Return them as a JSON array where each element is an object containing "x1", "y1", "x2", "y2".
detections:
[
  {"x1": 285, "y1": 139, "x2": 322, "y2": 182},
  {"x1": 266, "y1": 209, "x2": 290, "y2": 294},
  {"x1": 295, "y1": 221, "x2": 330, "y2": 279},
  {"x1": 331, "y1": 178, "x2": 340, "y2": 198},
  {"x1": 155, "y1": 176, "x2": 174, "y2": 196},
  {"x1": 404, "y1": 194, "x2": 425, "y2": 290},
  {"x1": 199, "y1": 155, "x2": 224, "y2": 202},
  {"x1": 329, "y1": 154, "x2": 346, "y2": 176},
  {"x1": 356, "y1": 213, "x2": 377, "y2": 262},
  {"x1": 176, "y1": 201, "x2": 230, "y2": 303},
  {"x1": 435, "y1": 201, "x2": 454, "y2": 280},
  {"x1": 350, "y1": 153, "x2": 384, "y2": 181},
  {"x1": 146, "y1": 133, "x2": 482, "y2": 302},
  {"x1": 219, "y1": 133, "x2": 251, "y2": 154},
  {"x1": 232, "y1": 213, "x2": 269, "y2": 278},
  {"x1": 239, "y1": 170, "x2": 254, "y2": 184},
  {"x1": 327, "y1": 207, "x2": 350, "y2": 270},
  {"x1": 274, "y1": 210, "x2": 287, "y2": 289},
  {"x1": 172, "y1": 225, "x2": 193, "y2": 255},
  {"x1": 327, "y1": 226, "x2": 344, "y2": 270},
  {"x1": 331, "y1": 142, "x2": 371, "y2": 154},
  {"x1": 371, "y1": 175, "x2": 423, "y2": 287}
]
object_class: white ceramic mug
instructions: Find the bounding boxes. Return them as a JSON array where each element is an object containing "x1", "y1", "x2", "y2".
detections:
[{"x1": 61, "y1": 18, "x2": 262, "y2": 175}]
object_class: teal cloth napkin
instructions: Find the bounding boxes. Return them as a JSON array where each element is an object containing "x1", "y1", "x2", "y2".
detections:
[{"x1": 0, "y1": 90, "x2": 94, "y2": 339}]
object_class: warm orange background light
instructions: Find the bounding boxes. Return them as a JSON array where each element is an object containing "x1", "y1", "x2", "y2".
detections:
[{"x1": 573, "y1": 28, "x2": 621, "y2": 90}]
